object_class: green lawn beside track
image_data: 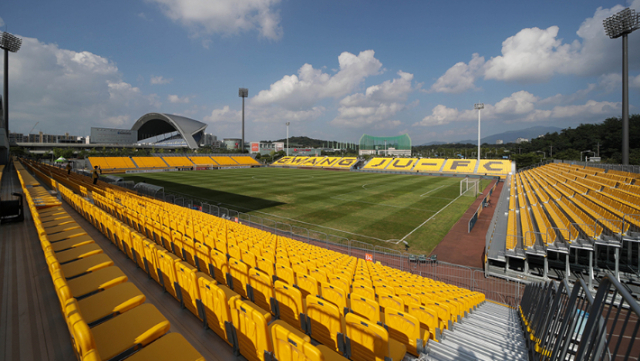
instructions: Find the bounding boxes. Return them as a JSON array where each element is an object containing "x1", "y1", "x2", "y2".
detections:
[{"x1": 120, "y1": 168, "x2": 489, "y2": 254}]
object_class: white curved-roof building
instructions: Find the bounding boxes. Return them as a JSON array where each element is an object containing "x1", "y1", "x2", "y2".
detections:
[{"x1": 131, "y1": 113, "x2": 207, "y2": 149}]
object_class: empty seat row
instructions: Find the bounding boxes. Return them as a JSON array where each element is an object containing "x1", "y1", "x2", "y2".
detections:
[{"x1": 16, "y1": 160, "x2": 204, "y2": 361}]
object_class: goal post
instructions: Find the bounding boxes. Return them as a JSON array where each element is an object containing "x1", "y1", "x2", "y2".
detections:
[{"x1": 460, "y1": 178, "x2": 480, "y2": 197}]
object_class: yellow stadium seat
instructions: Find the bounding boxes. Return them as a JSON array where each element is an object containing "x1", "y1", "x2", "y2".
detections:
[
  {"x1": 248, "y1": 268, "x2": 275, "y2": 312},
  {"x1": 477, "y1": 160, "x2": 512, "y2": 176},
  {"x1": 384, "y1": 308, "x2": 425, "y2": 356},
  {"x1": 349, "y1": 295, "x2": 380, "y2": 324},
  {"x1": 229, "y1": 296, "x2": 272, "y2": 361},
  {"x1": 158, "y1": 250, "x2": 182, "y2": 301},
  {"x1": 305, "y1": 295, "x2": 345, "y2": 352},
  {"x1": 227, "y1": 258, "x2": 250, "y2": 299},
  {"x1": 274, "y1": 280, "x2": 306, "y2": 332},
  {"x1": 176, "y1": 262, "x2": 200, "y2": 318},
  {"x1": 343, "y1": 312, "x2": 406, "y2": 361},
  {"x1": 196, "y1": 274, "x2": 237, "y2": 346},
  {"x1": 270, "y1": 322, "x2": 348, "y2": 361}
]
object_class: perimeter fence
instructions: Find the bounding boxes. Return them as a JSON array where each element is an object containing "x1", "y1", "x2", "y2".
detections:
[{"x1": 159, "y1": 189, "x2": 527, "y2": 307}]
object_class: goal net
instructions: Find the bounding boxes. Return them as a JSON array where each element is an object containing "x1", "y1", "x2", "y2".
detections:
[{"x1": 460, "y1": 178, "x2": 480, "y2": 197}]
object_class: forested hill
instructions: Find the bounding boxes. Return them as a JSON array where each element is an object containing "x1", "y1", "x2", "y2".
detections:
[{"x1": 265, "y1": 136, "x2": 337, "y2": 148}]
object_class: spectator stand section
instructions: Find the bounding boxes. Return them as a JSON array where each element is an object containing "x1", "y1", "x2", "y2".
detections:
[
  {"x1": 357, "y1": 158, "x2": 512, "y2": 179},
  {"x1": 14, "y1": 159, "x2": 204, "y2": 361},
  {"x1": 485, "y1": 161, "x2": 640, "y2": 294},
  {"x1": 271, "y1": 156, "x2": 358, "y2": 170},
  {"x1": 87, "y1": 154, "x2": 262, "y2": 174},
  {"x1": 22, "y1": 158, "x2": 516, "y2": 360}
]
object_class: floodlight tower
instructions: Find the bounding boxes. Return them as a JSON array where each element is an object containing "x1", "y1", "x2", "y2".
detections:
[
  {"x1": 1, "y1": 31, "x2": 22, "y2": 140},
  {"x1": 474, "y1": 103, "x2": 484, "y2": 162},
  {"x1": 286, "y1": 122, "x2": 290, "y2": 156},
  {"x1": 603, "y1": 8, "x2": 640, "y2": 165},
  {"x1": 239, "y1": 88, "x2": 248, "y2": 153}
]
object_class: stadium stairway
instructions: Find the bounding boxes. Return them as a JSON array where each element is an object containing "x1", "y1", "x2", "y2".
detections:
[{"x1": 424, "y1": 302, "x2": 527, "y2": 361}]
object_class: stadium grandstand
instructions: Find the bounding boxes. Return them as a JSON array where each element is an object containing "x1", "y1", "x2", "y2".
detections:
[
  {"x1": 359, "y1": 134, "x2": 411, "y2": 156},
  {"x1": 3, "y1": 156, "x2": 638, "y2": 360},
  {"x1": 361, "y1": 157, "x2": 513, "y2": 178},
  {"x1": 486, "y1": 161, "x2": 640, "y2": 292},
  {"x1": 272, "y1": 156, "x2": 358, "y2": 169},
  {"x1": 87, "y1": 154, "x2": 260, "y2": 173}
]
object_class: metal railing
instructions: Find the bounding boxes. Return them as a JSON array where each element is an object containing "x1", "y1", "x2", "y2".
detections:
[{"x1": 520, "y1": 274, "x2": 640, "y2": 361}]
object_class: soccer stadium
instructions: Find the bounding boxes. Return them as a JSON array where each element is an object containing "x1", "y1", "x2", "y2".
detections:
[{"x1": 2, "y1": 2, "x2": 640, "y2": 361}]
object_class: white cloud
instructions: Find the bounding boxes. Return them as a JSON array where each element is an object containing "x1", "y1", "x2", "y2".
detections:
[
  {"x1": 146, "y1": 0, "x2": 283, "y2": 40},
  {"x1": 5, "y1": 36, "x2": 160, "y2": 135},
  {"x1": 539, "y1": 84, "x2": 597, "y2": 105},
  {"x1": 168, "y1": 94, "x2": 191, "y2": 103},
  {"x1": 251, "y1": 50, "x2": 383, "y2": 109},
  {"x1": 430, "y1": 53, "x2": 484, "y2": 93},
  {"x1": 203, "y1": 105, "x2": 240, "y2": 123},
  {"x1": 331, "y1": 71, "x2": 415, "y2": 128},
  {"x1": 431, "y1": 2, "x2": 640, "y2": 90},
  {"x1": 632, "y1": 74, "x2": 640, "y2": 89},
  {"x1": 150, "y1": 75, "x2": 172, "y2": 84},
  {"x1": 416, "y1": 90, "x2": 622, "y2": 127}
]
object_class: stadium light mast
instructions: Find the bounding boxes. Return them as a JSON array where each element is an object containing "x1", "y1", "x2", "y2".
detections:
[
  {"x1": 474, "y1": 103, "x2": 484, "y2": 162},
  {"x1": 239, "y1": 88, "x2": 248, "y2": 153},
  {"x1": 1, "y1": 31, "x2": 22, "y2": 141},
  {"x1": 603, "y1": 8, "x2": 640, "y2": 165},
  {"x1": 286, "y1": 122, "x2": 290, "y2": 156}
]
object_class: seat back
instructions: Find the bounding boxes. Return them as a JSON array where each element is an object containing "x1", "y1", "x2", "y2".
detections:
[
  {"x1": 270, "y1": 322, "x2": 323, "y2": 361},
  {"x1": 229, "y1": 297, "x2": 271, "y2": 361},
  {"x1": 228, "y1": 258, "x2": 249, "y2": 298},
  {"x1": 182, "y1": 236, "x2": 196, "y2": 267},
  {"x1": 275, "y1": 264, "x2": 295, "y2": 286},
  {"x1": 176, "y1": 261, "x2": 200, "y2": 318},
  {"x1": 210, "y1": 249, "x2": 229, "y2": 285},
  {"x1": 384, "y1": 308, "x2": 422, "y2": 356},
  {"x1": 257, "y1": 257, "x2": 275, "y2": 279},
  {"x1": 352, "y1": 284, "x2": 376, "y2": 300},
  {"x1": 130, "y1": 231, "x2": 146, "y2": 269},
  {"x1": 407, "y1": 303, "x2": 437, "y2": 341},
  {"x1": 305, "y1": 295, "x2": 344, "y2": 352},
  {"x1": 344, "y1": 313, "x2": 389, "y2": 361},
  {"x1": 248, "y1": 268, "x2": 274, "y2": 312},
  {"x1": 274, "y1": 280, "x2": 305, "y2": 331},
  {"x1": 157, "y1": 249, "x2": 181, "y2": 300},
  {"x1": 241, "y1": 250, "x2": 257, "y2": 269},
  {"x1": 378, "y1": 293, "x2": 404, "y2": 314},
  {"x1": 320, "y1": 282, "x2": 348, "y2": 316},
  {"x1": 350, "y1": 295, "x2": 380, "y2": 324},
  {"x1": 296, "y1": 274, "x2": 319, "y2": 300},
  {"x1": 142, "y1": 240, "x2": 162, "y2": 283},
  {"x1": 196, "y1": 274, "x2": 235, "y2": 345},
  {"x1": 194, "y1": 242, "x2": 211, "y2": 274}
]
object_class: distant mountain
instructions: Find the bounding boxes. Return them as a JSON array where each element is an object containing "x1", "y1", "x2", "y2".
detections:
[{"x1": 431, "y1": 126, "x2": 563, "y2": 146}]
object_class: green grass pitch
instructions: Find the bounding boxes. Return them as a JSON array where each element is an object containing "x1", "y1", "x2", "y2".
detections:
[{"x1": 120, "y1": 168, "x2": 489, "y2": 254}]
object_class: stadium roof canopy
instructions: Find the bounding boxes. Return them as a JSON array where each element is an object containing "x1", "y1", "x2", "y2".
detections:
[
  {"x1": 359, "y1": 134, "x2": 411, "y2": 150},
  {"x1": 131, "y1": 113, "x2": 206, "y2": 149}
]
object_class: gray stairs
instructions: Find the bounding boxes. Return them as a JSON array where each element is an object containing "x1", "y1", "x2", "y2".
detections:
[{"x1": 424, "y1": 302, "x2": 528, "y2": 361}]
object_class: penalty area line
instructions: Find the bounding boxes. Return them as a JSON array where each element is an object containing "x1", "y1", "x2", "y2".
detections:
[{"x1": 396, "y1": 189, "x2": 469, "y2": 244}]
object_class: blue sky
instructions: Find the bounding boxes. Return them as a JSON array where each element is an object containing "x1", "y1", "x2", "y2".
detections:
[{"x1": 1, "y1": 0, "x2": 639, "y2": 144}]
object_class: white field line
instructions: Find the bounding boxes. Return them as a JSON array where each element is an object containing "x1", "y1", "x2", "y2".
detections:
[
  {"x1": 419, "y1": 185, "x2": 446, "y2": 197},
  {"x1": 396, "y1": 187, "x2": 473, "y2": 244}
]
